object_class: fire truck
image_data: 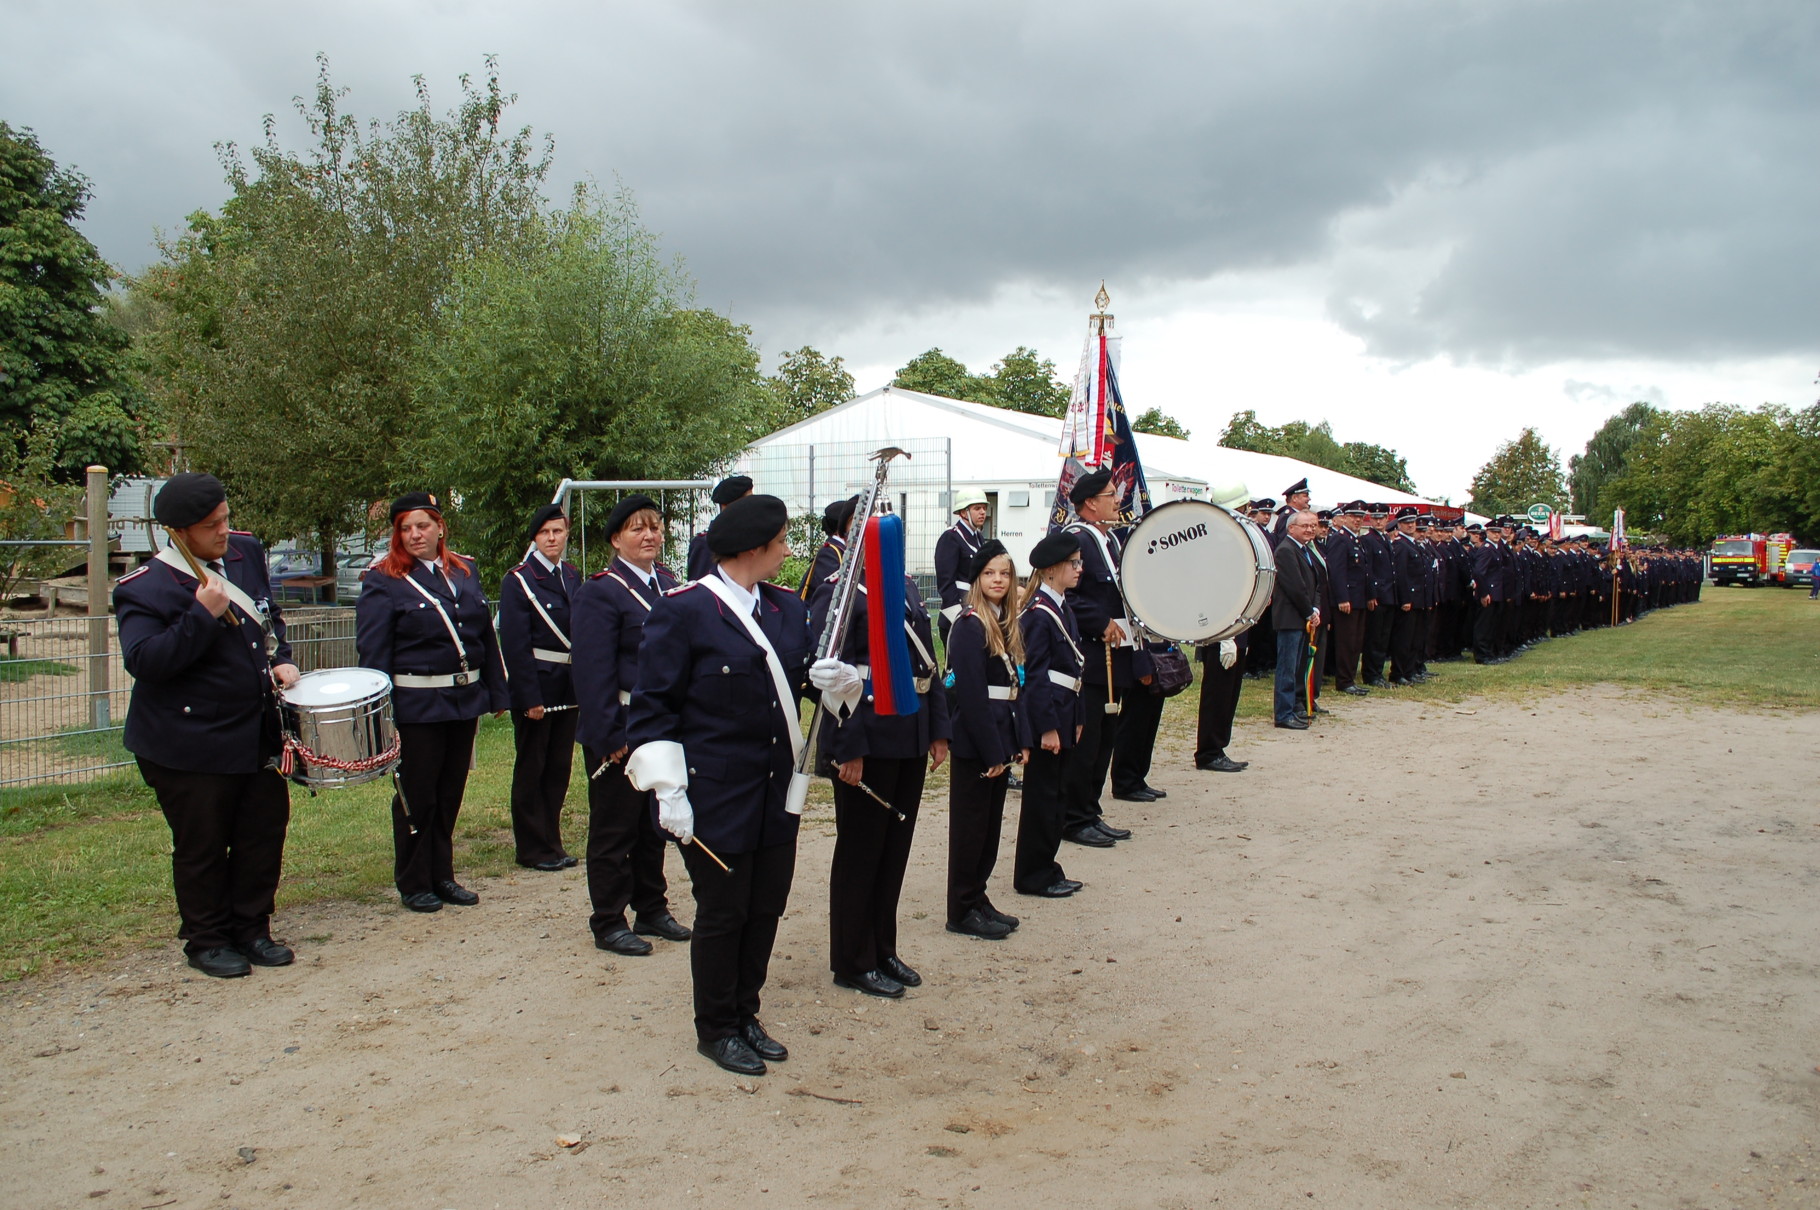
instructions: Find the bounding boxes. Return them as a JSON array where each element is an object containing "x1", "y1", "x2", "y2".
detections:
[{"x1": 1708, "y1": 533, "x2": 1794, "y2": 586}]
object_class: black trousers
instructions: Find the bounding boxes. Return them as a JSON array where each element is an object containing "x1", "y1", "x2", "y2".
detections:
[
  {"x1": 583, "y1": 749, "x2": 672, "y2": 937},
  {"x1": 1389, "y1": 607, "x2": 1420, "y2": 682},
  {"x1": 138, "y1": 758, "x2": 289, "y2": 954},
  {"x1": 1472, "y1": 599, "x2": 1501, "y2": 661},
  {"x1": 1193, "y1": 654, "x2": 1245, "y2": 762},
  {"x1": 510, "y1": 708, "x2": 577, "y2": 864},
  {"x1": 1330, "y1": 607, "x2": 1367, "y2": 689},
  {"x1": 680, "y1": 838, "x2": 795, "y2": 1043},
  {"x1": 1013, "y1": 747, "x2": 1070, "y2": 892},
  {"x1": 829, "y1": 756, "x2": 923, "y2": 976},
  {"x1": 1502, "y1": 598, "x2": 1523, "y2": 653},
  {"x1": 1110, "y1": 685, "x2": 1165, "y2": 796},
  {"x1": 948, "y1": 756, "x2": 1009, "y2": 924},
  {"x1": 1063, "y1": 681, "x2": 1119, "y2": 831},
  {"x1": 1363, "y1": 604, "x2": 1394, "y2": 683},
  {"x1": 391, "y1": 718, "x2": 478, "y2": 896}
]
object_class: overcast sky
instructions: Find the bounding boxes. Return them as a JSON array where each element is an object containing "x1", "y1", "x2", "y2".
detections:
[{"x1": 6, "y1": 0, "x2": 1815, "y2": 502}]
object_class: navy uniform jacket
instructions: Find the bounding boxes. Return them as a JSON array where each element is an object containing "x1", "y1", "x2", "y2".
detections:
[
  {"x1": 497, "y1": 555, "x2": 581, "y2": 712},
  {"x1": 947, "y1": 606, "x2": 1032, "y2": 766},
  {"x1": 685, "y1": 532, "x2": 713, "y2": 582},
  {"x1": 115, "y1": 532, "x2": 293, "y2": 775},
  {"x1": 1065, "y1": 524, "x2": 1148, "y2": 688},
  {"x1": 355, "y1": 557, "x2": 508, "y2": 725},
  {"x1": 1387, "y1": 534, "x2": 1425, "y2": 608},
  {"x1": 1361, "y1": 528, "x2": 1392, "y2": 606},
  {"x1": 796, "y1": 536, "x2": 846, "y2": 600},
  {"x1": 1019, "y1": 590, "x2": 1086, "y2": 747},
  {"x1": 1472, "y1": 541, "x2": 1509, "y2": 602},
  {"x1": 572, "y1": 558, "x2": 678, "y2": 755},
  {"x1": 1326, "y1": 526, "x2": 1368, "y2": 609},
  {"x1": 933, "y1": 520, "x2": 984, "y2": 637},
  {"x1": 626, "y1": 577, "x2": 812, "y2": 854},
  {"x1": 807, "y1": 572, "x2": 951, "y2": 766}
]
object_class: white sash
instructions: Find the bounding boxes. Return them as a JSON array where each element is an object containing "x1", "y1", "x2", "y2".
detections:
[
  {"x1": 1065, "y1": 522, "x2": 1138, "y2": 647},
  {"x1": 512, "y1": 569, "x2": 572, "y2": 649},
  {"x1": 154, "y1": 546, "x2": 266, "y2": 630},
  {"x1": 696, "y1": 574, "x2": 806, "y2": 764},
  {"x1": 402, "y1": 569, "x2": 470, "y2": 672},
  {"x1": 1026, "y1": 595, "x2": 1085, "y2": 670},
  {"x1": 605, "y1": 568, "x2": 654, "y2": 612}
]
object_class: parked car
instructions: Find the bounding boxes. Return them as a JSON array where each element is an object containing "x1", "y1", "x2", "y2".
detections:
[
  {"x1": 337, "y1": 551, "x2": 376, "y2": 600},
  {"x1": 1783, "y1": 549, "x2": 1819, "y2": 588},
  {"x1": 267, "y1": 549, "x2": 372, "y2": 604}
]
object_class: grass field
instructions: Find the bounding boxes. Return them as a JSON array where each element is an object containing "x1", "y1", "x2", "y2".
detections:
[{"x1": 0, "y1": 585, "x2": 1811, "y2": 979}]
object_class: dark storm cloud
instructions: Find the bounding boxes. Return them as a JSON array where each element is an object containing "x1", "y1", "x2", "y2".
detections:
[{"x1": 5, "y1": 0, "x2": 1815, "y2": 366}]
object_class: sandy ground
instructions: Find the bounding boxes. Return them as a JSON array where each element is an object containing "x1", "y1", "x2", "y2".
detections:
[{"x1": 4, "y1": 686, "x2": 1820, "y2": 1210}]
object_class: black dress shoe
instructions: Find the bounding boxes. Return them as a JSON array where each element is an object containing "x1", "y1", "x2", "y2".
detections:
[
  {"x1": 1058, "y1": 878, "x2": 1084, "y2": 892},
  {"x1": 981, "y1": 903, "x2": 1020, "y2": 930},
  {"x1": 1343, "y1": 684, "x2": 1371, "y2": 696},
  {"x1": 1198, "y1": 755, "x2": 1246, "y2": 772},
  {"x1": 188, "y1": 947, "x2": 251, "y2": 978},
  {"x1": 1141, "y1": 784, "x2": 1168, "y2": 799},
  {"x1": 1364, "y1": 678, "x2": 1389, "y2": 688},
  {"x1": 1019, "y1": 881, "x2": 1076, "y2": 898},
  {"x1": 596, "y1": 928, "x2": 654, "y2": 956},
  {"x1": 1112, "y1": 788, "x2": 1158, "y2": 803},
  {"x1": 520, "y1": 857, "x2": 569, "y2": 872},
  {"x1": 879, "y1": 955, "x2": 921, "y2": 987},
  {"x1": 1094, "y1": 821, "x2": 1132, "y2": 840},
  {"x1": 1275, "y1": 717, "x2": 1308, "y2": 730},
  {"x1": 1064, "y1": 826, "x2": 1115, "y2": 847},
  {"x1": 946, "y1": 909, "x2": 1012, "y2": 940},
  {"x1": 833, "y1": 970, "x2": 905, "y2": 998},
  {"x1": 557, "y1": 855, "x2": 579, "y2": 869},
  {"x1": 634, "y1": 911, "x2": 693, "y2": 942},
  {"x1": 433, "y1": 880, "x2": 479, "y2": 906},
  {"x1": 401, "y1": 891, "x2": 443, "y2": 913},
  {"x1": 698, "y1": 1035, "x2": 766, "y2": 1076},
  {"x1": 740, "y1": 1018, "x2": 788, "y2": 1062},
  {"x1": 237, "y1": 937, "x2": 294, "y2": 967}
]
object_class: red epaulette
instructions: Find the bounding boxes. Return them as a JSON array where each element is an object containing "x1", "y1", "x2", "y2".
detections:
[
  {"x1": 588, "y1": 566, "x2": 614, "y2": 580},
  {"x1": 229, "y1": 529, "x2": 255, "y2": 536},
  {"x1": 117, "y1": 564, "x2": 151, "y2": 584},
  {"x1": 663, "y1": 581, "x2": 699, "y2": 597}
]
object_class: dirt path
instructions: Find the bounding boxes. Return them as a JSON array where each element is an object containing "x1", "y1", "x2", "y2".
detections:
[{"x1": 5, "y1": 687, "x2": 1819, "y2": 1209}]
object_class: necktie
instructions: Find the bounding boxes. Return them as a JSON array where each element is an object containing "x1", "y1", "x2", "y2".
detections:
[
  {"x1": 649, "y1": 576, "x2": 659, "y2": 595},
  {"x1": 206, "y1": 560, "x2": 223, "y2": 576}
]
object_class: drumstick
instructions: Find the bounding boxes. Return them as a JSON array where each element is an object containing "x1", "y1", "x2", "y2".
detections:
[
  {"x1": 856, "y1": 778, "x2": 906, "y2": 821},
  {"x1": 688, "y1": 836, "x2": 731, "y2": 873}
]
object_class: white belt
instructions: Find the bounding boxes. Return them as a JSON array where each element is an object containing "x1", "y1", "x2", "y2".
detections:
[
  {"x1": 853, "y1": 664, "x2": 933, "y2": 696},
  {"x1": 1047, "y1": 669, "x2": 1082, "y2": 693},
  {"x1": 394, "y1": 671, "x2": 476, "y2": 689},
  {"x1": 533, "y1": 648, "x2": 571, "y2": 664},
  {"x1": 617, "y1": 690, "x2": 631, "y2": 706},
  {"x1": 986, "y1": 684, "x2": 1018, "y2": 701},
  {"x1": 940, "y1": 603, "x2": 964, "y2": 622}
]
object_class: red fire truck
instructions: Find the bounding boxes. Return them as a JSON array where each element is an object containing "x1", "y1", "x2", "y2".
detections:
[{"x1": 1708, "y1": 533, "x2": 1794, "y2": 586}]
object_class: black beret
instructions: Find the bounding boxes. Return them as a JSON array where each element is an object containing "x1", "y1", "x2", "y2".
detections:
[
  {"x1": 390, "y1": 491, "x2": 441, "y2": 523},
  {"x1": 604, "y1": 494, "x2": 659, "y2": 539},
  {"x1": 821, "y1": 495, "x2": 859, "y2": 537},
  {"x1": 1284, "y1": 478, "x2": 1309, "y2": 496},
  {"x1": 153, "y1": 473, "x2": 226, "y2": 529},
  {"x1": 711, "y1": 475, "x2": 754, "y2": 506},
  {"x1": 525, "y1": 503, "x2": 568, "y2": 542},
  {"x1": 1068, "y1": 468, "x2": 1113, "y2": 506},
  {"x1": 1029, "y1": 531, "x2": 1079, "y2": 570},
  {"x1": 966, "y1": 539, "x2": 1009, "y2": 583},
  {"x1": 707, "y1": 494, "x2": 788, "y2": 556}
]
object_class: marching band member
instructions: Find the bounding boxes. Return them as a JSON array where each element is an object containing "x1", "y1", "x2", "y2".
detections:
[
  {"x1": 797, "y1": 495, "x2": 856, "y2": 599},
  {"x1": 355, "y1": 493, "x2": 509, "y2": 913},
  {"x1": 933, "y1": 492, "x2": 988, "y2": 644},
  {"x1": 626, "y1": 495, "x2": 813, "y2": 1077},
  {"x1": 115, "y1": 473, "x2": 298, "y2": 978},
  {"x1": 571, "y1": 494, "x2": 691, "y2": 956},
  {"x1": 944, "y1": 539, "x2": 1029, "y2": 939},
  {"x1": 1012, "y1": 531, "x2": 1087, "y2": 899},
  {"x1": 686, "y1": 475, "x2": 753, "y2": 581},
  {"x1": 807, "y1": 518, "x2": 950, "y2": 997},
  {"x1": 497, "y1": 504, "x2": 580, "y2": 872}
]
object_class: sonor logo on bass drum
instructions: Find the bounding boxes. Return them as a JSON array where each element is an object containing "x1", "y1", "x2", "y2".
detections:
[{"x1": 1145, "y1": 522, "x2": 1209, "y2": 556}]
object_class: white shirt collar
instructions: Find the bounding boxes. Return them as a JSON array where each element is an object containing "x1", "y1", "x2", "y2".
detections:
[
  {"x1": 532, "y1": 550, "x2": 561, "y2": 574},
  {"x1": 955, "y1": 518, "x2": 977, "y2": 537},
  {"x1": 1039, "y1": 583, "x2": 1065, "y2": 607},
  {"x1": 617, "y1": 554, "x2": 656, "y2": 580},
  {"x1": 417, "y1": 557, "x2": 443, "y2": 575},
  {"x1": 714, "y1": 566, "x2": 761, "y2": 617}
]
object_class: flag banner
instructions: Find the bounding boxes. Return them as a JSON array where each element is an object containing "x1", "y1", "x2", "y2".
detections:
[
  {"x1": 1548, "y1": 510, "x2": 1564, "y2": 541},
  {"x1": 861, "y1": 513, "x2": 919, "y2": 716},
  {"x1": 1050, "y1": 323, "x2": 1153, "y2": 533},
  {"x1": 1611, "y1": 507, "x2": 1627, "y2": 550}
]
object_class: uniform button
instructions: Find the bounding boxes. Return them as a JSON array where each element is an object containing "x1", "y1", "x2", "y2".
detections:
[
  {"x1": 689, "y1": 767, "x2": 696, "y2": 775},
  {"x1": 722, "y1": 665, "x2": 730, "y2": 674},
  {"x1": 182, "y1": 706, "x2": 192, "y2": 714},
  {"x1": 770, "y1": 701, "x2": 778, "y2": 708},
  {"x1": 771, "y1": 737, "x2": 777, "y2": 744}
]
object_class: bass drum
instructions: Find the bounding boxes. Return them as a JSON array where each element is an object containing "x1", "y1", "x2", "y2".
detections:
[{"x1": 1120, "y1": 500, "x2": 1276, "y2": 644}]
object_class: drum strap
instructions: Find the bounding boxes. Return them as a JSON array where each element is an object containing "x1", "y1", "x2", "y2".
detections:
[
  {"x1": 512, "y1": 570, "x2": 572, "y2": 648},
  {"x1": 604, "y1": 570, "x2": 654, "y2": 612},
  {"x1": 402, "y1": 572, "x2": 470, "y2": 672},
  {"x1": 153, "y1": 546, "x2": 266, "y2": 631},
  {"x1": 1066, "y1": 522, "x2": 1139, "y2": 647}
]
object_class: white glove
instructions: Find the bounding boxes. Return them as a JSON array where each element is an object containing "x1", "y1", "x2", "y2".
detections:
[
  {"x1": 656, "y1": 786, "x2": 694, "y2": 844},
  {"x1": 809, "y1": 657, "x2": 863, "y2": 695},
  {"x1": 1218, "y1": 639, "x2": 1238, "y2": 670}
]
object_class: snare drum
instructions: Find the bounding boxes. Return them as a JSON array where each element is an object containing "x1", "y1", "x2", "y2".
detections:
[
  {"x1": 279, "y1": 668, "x2": 398, "y2": 788},
  {"x1": 1119, "y1": 500, "x2": 1277, "y2": 644}
]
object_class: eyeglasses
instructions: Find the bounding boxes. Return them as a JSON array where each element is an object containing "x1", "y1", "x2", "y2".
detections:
[{"x1": 1067, "y1": 558, "x2": 1084, "y2": 568}]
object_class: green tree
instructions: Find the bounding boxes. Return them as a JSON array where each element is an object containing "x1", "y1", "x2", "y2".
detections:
[
  {"x1": 1132, "y1": 407, "x2": 1190, "y2": 439},
  {"x1": 988, "y1": 346, "x2": 1069, "y2": 418},
  {"x1": 409, "y1": 189, "x2": 776, "y2": 580},
  {"x1": 1777, "y1": 399, "x2": 1820, "y2": 540},
  {"x1": 768, "y1": 345, "x2": 853, "y2": 424},
  {"x1": 138, "y1": 56, "x2": 552, "y2": 594},
  {"x1": 1468, "y1": 428, "x2": 1568, "y2": 517},
  {"x1": 1340, "y1": 441, "x2": 1417, "y2": 493},
  {"x1": 892, "y1": 347, "x2": 990, "y2": 402},
  {"x1": 1219, "y1": 408, "x2": 1283, "y2": 453},
  {"x1": 0, "y1": 123, "x2": 150, "y2": 478},
  {"x1": 1604, "y1": 404, "x2": 1798, "y2": 543},
  {"x1": 1217, "y1": 410, "x2": 1418, "y2": 493},
  {"x1": 1568, "y1": 402, "x2": 1661, "y2": 516}
]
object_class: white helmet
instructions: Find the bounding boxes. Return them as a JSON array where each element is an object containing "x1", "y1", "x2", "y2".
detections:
[{"x1": 1208, "y1": 479, "x2": 1249, "y2": 509}]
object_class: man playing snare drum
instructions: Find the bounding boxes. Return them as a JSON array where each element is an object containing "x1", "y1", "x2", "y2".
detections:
[{"x1": 114, "y1": 473, "x2": 300, "y2": 978}]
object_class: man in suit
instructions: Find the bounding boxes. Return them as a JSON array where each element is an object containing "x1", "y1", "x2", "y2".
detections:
[
  {"x1": 1270, "y1": 510, "x2": 1323, "y2": 729},
  {"x1": 114, "y1": 473, "x2": 299, "y2": 978},
  {"x1": 626, "y1": 494, "x2": 814, "y2": 1078}
]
